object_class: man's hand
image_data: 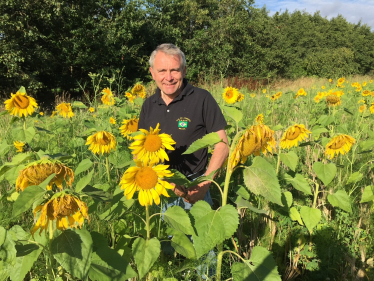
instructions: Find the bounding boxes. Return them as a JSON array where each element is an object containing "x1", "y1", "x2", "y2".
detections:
[
  {"x1": 185, "y1": 181, "x2": 211, "y2": 204},
  {"x1": 170, "y1": 183, "x2": 187, "y2": 198}
]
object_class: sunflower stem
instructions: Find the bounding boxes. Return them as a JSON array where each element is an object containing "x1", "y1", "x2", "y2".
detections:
[
  {"x1": 23, "y1": 116, "x2": 26, "y2": 131},
  {"x1": 105, "y1": 155, "x2": 110, "y2": 183},
  {"x1": 145, "y1": 206, "x2": 150, "y2": 240},
  {"x1": 48, "y1": 223, "x2": 56, "y2": 280},
  {"x1": 216, "y1": 250, "x2": 248, "y2": 281},
  {"x1": 276, "y1": 148, "x2": 282, "y2": 175},
  {"x1": 313, "y1": 182, "x2": 319, "y2": 209}
]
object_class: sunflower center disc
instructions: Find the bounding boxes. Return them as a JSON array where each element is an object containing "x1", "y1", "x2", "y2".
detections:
[
  {"x1": 241, "y1": 133, "x2": 257, "y2": 156},
  {"x1": 226, "y1": 90, "x2": 233, "y2": 99},
  {"x1": 128, "y1": 120, "x2": 138, "y2": 132},
  {"x1": 144, "y1": 135, "x2": 162, "y2": 152},
  {"x1": 286, "y1": 127, "x2": 301, "y2": 140},
  {"x1": 14, "y1": 95, "x2": 30, "y2": 109},
  {"x1": 135, "y1": 167, "x2": 158, "y2": 190},
  {"x1": 61, "y1": 104, "x2": 69, "y2": 112},
  {"x1": 330, "y1": 139, "x2": 344, "y2": 149},
  {"x1": 98, "y1": 132, "x2": 110, "y2": 145}
]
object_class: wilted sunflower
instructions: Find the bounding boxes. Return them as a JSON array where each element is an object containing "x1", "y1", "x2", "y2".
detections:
[
  {"x1": 359, "y1": 105, "x2": 367, "y2": 113},
  {"x1": 370, "y1": 80, "x2": 373, "y2": 83},
  {"x1": 16, "y1": 160, "x2": 74, "y2": 191},
  {"x1": 31, "y1": 193, "x2": 89, "y2": 235},
  {"x1": 109, "y1": 117, "x2": 116, "y2": 125},
  {"x1": 101, "y1": 88, "x2": 115, "y2": 105},
  {"x1": 280, "y1": 124, "x2": 311, "y2": 149},
  {"x1": 325, "y1": 134, "x2": 355, "y2": 159},
  {"x1": 362, "y1": 90, "x2": 371, "y2": 97},
  {"x1": 255, "y1": 113, "x2": 264, "y2": 124},
  {"x1": 222, "y1": 87, "x2": 239, "y2": 104},
  {"x1": 119, "y1": 161, "x2": 174, "y2": 206},
  {"x1": 129, "y1": 123, "x2": 176, "y2": 165},
  {"x1": 237, "y1": 92, "x2": 245, "y2": 102},
  {"x1": 120, "y1": 117, "x2": 139, "y2": 140},
  {"x1": 229, "y1": 124, "x2": 276, "y2": 171},
  {"x1": 86, "y1": 131, "x2": 116, "y2": 155},
  {"x1": 56, "y1": 103, "x2": 74, "y2": 118},
  {"x1": 132, "y1": 84, "x2": 146, "y2": 98},
  {"x1": 14, "y1": 141, "x2": 26, "y2": 153},
  {"x1": 326, "y1": 95, "x2": 341, "y2": 107},
  {"x1": 4, "y1": 91, "x2": 38, "y2": 117}
]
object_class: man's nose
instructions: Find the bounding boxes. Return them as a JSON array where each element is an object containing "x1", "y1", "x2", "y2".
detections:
[{"x1": 165, "y1": 71, "x2": 173, "y2": 80}]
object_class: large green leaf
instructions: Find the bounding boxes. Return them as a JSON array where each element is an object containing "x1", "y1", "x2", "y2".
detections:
[
  {"x1": 51, "y1": 229, "x2": 93, "y2": 280},
  {"x1": 168, "y1": 229, "x2": 196, "y2": 260},
  {"x1": 222, "y1": 105, "x2": 243, "y2": 124},
  {"x1": 75, "y1": 170, "x2": 94, "y2": 192},
  {"x1": 361, "y1": 186, "x2": 374, "y2": 203},
  {"x1": 190, "y1": 201, "x2": 239, "y2": 259},
  {"x1": 300, "y1": 206, "x2": 321, "y2": 233},
  {"x1": 233, "y1": 196, "x2": 267, "y2": 214},
  {"x1": 311, "y1": 127, "x2": 328, "y2": 139},
  {"x1": 132, "y1": 237, "x2": 161, "y2": 279},
  {"x1": 284, "y1": 173, "x2": 312, "y2": 195},
  {"x1": 182, "y1": 132, "x2": 222, "y2": 155},
  {"x1": 280, "y1": 151, "x2": 298, "y2": 171},
  {"x1": 163, "y1": 206, "x2": 195, "y2": 235},
  {"x1": 168, "y1": 169, "x2": 190, "y2": 186},
  {"x1": 231, "y1": 246, "x2": 281, "y2": 281},
  {"x1": 359, "y1": 140, "x2": 374, "y2": 152},
  {"x1": 88, "y1": 244, "x2": 137, "y2": 280},
  {"x1": 289, "y1": 207, "x2": 304, "y2": 225},
  {"x1": 312, "y1": 162, "x2": 336, "y2": 186},
  {"x1": 327, "y1": 190, "x2": 352, "y2": 213},
  {"x1": 318, "y1": 115, "x2": 335, "y2": 127},
  {"x1": 12, "y1": 185, "x2": 46, "y2": 217},
  {"x1": 108, "y1": 150, "x2": 131, "y2": 168},
  {"x1": 75, "y1": 159, "x2": 93, "y2": 176},
  {"x1": 243, "y1": 157, "x2": 283, "y2": 206},
  {"x1": 346, "y1": 172, "x2": 363, "y2": 184},
  {"x1": 0, "y1": 141, "x2": 10, "y2": 157},
  {"x1": 13, "y1": 127, "x2": 36, "y2": 143},
  {"x1": 0, "y1": 229, "x2": 17, "y2": 281}
]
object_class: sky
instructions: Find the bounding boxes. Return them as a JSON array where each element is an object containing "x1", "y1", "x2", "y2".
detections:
[{"x1": 254, "y1": 0, "x2": 374, "y2": 30}]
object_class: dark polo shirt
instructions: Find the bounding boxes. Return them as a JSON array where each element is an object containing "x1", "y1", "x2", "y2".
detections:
[{"x1": 138, "y1": 79, "x2": 227, "y2": 177}]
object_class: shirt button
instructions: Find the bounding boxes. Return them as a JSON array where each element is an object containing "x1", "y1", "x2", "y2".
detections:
[{"x1": 167, "y1": 110, "x2": 170, "y2": 112}]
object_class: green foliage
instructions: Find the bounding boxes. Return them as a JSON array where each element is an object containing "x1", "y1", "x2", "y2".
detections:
[
  {"x1": 300, "y1": 206, "x2": 321, "y2": 233},
  {"x1": 312, "y1": 162, "x2": 337, "y2": 186},
  {"x1": 183, "y1": 132, "x2": 222, "y2": 155},
  {"x1": 132, "y1": 237, "x2": 161, "y2": 279}
]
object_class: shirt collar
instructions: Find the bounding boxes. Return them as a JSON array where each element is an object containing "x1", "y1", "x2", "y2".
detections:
[{"x1": 153, "y1": 79, "x2": 194, "y2": 105}]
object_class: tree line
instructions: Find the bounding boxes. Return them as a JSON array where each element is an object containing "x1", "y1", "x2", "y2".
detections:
[{"x1": 1, "y1": 0, "x2": 374, "y2": 100}]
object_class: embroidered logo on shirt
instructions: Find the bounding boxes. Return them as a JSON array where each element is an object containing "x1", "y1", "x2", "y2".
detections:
[{"x1": 176, "y1": 117, "x2": 191, "y2": 130}]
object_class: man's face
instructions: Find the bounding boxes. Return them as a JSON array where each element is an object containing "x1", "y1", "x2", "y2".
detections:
[{"x1": 150, "y1": 51, "x2": 186, "y2": 98}]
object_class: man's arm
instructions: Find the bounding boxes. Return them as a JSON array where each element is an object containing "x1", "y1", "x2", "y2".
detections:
[{"x1": 185, "y1": 129, "x2": 229, "y2": 204}]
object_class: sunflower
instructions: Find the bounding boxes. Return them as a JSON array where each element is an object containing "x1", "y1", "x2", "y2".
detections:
[
  {"x1": 51, "y1": 111, "x2": 56, "y2": 118},
  {"x1": 270, "y1": 94, "x2": 277, "y2": 101},
  {"x1": 370, "y1": 102, "x2": 374, "y2": 114},
  {"x1": 359, "y1": 105, "x2": 367, "y2": 113},
  {"x1": 39, "y1": 112, "x2": 44, "y2": 116},
  {"x1": 362, "y1": 90, "x2": 371, "y2": 97},
  {"x1": 89, "y1": 107, "x2": 94, "y2": 113},
  {"x1": 109, "y1": 117, "x2": 116, "y2": 125},
  {"x1": 314, "y1": 96, "x2": 321, "y2": 103},
  {"x1": 295, "y1": 88, "x2": 307, "y2": 99},
  {"x1": 129, "y1": 123, "x2": 176, "y2": 165},
  {"x1": 356, "y1": 86, "x2": 362, "y2": 92},
  {"x1": 119, "y1": 161, "x2": 174, "y2": 206},
  {"x1": 86, "y1": 131, "x2": 116, "y2": 155},
  {"x1": 131, "y1": 84, "x2": 146, "y2": 98},
  {"x1": 255, "y1": 113, "x2": 264, "y2": 124},
  {"x1": 16, "y1": 160, "x2": 74, "y2": 192},
  {"x1": 363, "y1": 82, "x2": 367, "y2": 86},
  {"x1": 321, "y1": 86, "x2": 325, "y2": 89},
  {"x1": 120, "y1": 117, "x2": 139, "y2": 140},
  {"x1": 358, "y1": 100, "x2": 366, "y2": 104},
  {"x1": 280, "y1": 124, "x2": 311, "y2": 149},
  {"x1": 56, "y1": 103, "x2": 74, "y2": 118},
  {"x1": 326, "y1": 95, "x2": 341, "y2": 107},
  {"x1": 370, "y1": 80, "x2": 373, "y2": 83},
  {"x1": 237, "y1": 92, "x2": 245, "y2": 102},
  {"x1": 229, "y1": 124, "x2": 276, "y2": 171},
  {"x1": 337, "y1": 77, "x2": 345, "y2": 85},
  {"x1": 4, "y1": 91, "x2": 38, "y2": 117},
  {"x1": 325, "y1": 134, "x2": 355, "y2": 159},
  {"x1": 31, "y1": 193, "x2": 89, "y2": 235},
  {"x1": 275, "y1": 92, "x2": 282, "y2": 98},
  {"x1": 250, "y1": 93, "x2": 256, "y2": 98},
  {"x1": 14, "y1": 141, "x2": 25, "y2": 153},
  {"x1": 125, "y1": 92, "x2": 134, "y2": 103},
  {"x1": 222, "y1": 87, "x2": 239, "y2": 104},
  {"x1": 101, "y1": 88, "x2": 115, "y2": 105},
  {"x1": 262, "y1": 89, "x2": 267, "y2": 94},
  {"x1": 329, "y1": 79, "x2": 332, "y2": 83}
]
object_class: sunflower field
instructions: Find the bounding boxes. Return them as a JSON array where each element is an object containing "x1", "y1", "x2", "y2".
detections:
[{"x1": 1, "y1": 76, "x2": 374, "y2": 281}]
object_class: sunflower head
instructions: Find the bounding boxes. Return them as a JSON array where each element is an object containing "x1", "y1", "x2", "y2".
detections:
[
  {"x1": 250, "y1": 93, "x2": 256, "y2": 98},
  {"x1": 86, "y1": 131, "x2": 116, "y2": 155},
  {"x1": 237, "y1": 92, "x2": 245, "y2": 102},
  {"x1": 255, "y1": 113, "x2": 264, "y2": 124},
  {"x1": 359, "y1": 105, "x2": 367, "y2": 113},
  {"x1": 270, "y1": 94, "x2": 277, "y2": 101},
  {"x1": 326, "y1": 95, "x2": 341, "y2": 107},
  {"x1": 109, "y1": 117, "x2": 116, "y2": 125},
  {"x1": 131, "y1": 84, "x2": 146, "y2": 98},
  {"x1": 119, "y1": 161, "x2": 174, "y2": 206},
  {"x1": 325, "y1": 134, "x2": 355, "y2": 159},
  {"x1": 31, "y1": 193, "x2": 89, "y2": 235},
  {"x1": 101, "y1": 88, "x2": 115, "y2": 105},
  {"x1": 362, "y1": 90, "x2": 371, "y2": 97},
  {"x1": 337, "y1": 77, "x2": 345, "y2": 85},
  {"x1": 129, "y1": 123, "x2": 176, "y2": 165},
  {"x1": 16, "y1": 159, "x2": 74, "y2": 192},
  {"x1": 56, "y1": 103, "x2": 74, "y2": 118},
  {"x1": 89, "y1": 107, "x2": 94, "y2": 113},
  {"x1": 262, "y1": 89, "x2": 267, "y2": 94},
  {"x1": 370, "y1": 102, "x2": 374, "y2": 114},
  {"x1": 120, "y1": 117, "x2": 139, "y2": 140},
  {"x1": 280, "y1": 124, "x2": 311, "y2": 149},
  {"x1": 40, "y1": 112, "x2": 44, "y2": 116},
  {"x1": 4, "y1": 91, "x2": 38, "y2": 117},
  {"x1": 363, "y1": 82, "x2": 367, "y2": 86},
  {"x1": 314, "y1": 96, "x2": 320, "y2": 103},
  {"x1": 14, "y1": 141, "x2": 26, "y2": 153},
  {"x1": 329, "y1": 79, "x2": 332, "y2": 83},
  {"x1": 223, "y1": 87, "x2": 239, "y2": 104},
  {"x1": 275, "y1": 92, "x2": 282, "y2": 98}
]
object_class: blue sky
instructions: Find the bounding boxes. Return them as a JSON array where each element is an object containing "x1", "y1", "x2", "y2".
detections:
[{"x1": 254, "y1": 0, "x2": 374, "y2": 30}]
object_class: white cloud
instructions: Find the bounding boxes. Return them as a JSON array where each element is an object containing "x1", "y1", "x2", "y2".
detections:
[{"x1": 255, "y1": 0, "x2": 374, "y2": 29}]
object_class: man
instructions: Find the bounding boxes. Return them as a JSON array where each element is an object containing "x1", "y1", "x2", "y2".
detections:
[{"x1": 138, "y1": 43, "x2": 229, "y2": 206}]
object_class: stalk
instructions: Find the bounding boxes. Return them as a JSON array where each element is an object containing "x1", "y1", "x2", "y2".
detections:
[
  {"x1": 145, "y1": 206, "x2": 150, "y2": 240},
  {"x1": 276, "y1": 147, "x2": 282, "y2": 175},
  {"x1": 313, "y1": 182, "x2": 319, "y2": 209},
  {"x1": 105, "y1": 155, "x2": 110, "y2": 183},
  {"x1": 48, "y1": 223, "x2": 56, "y2": 280}
]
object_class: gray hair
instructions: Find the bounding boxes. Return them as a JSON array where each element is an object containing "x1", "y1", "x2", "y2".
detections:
[{"x1": 149, "y1": 43, "x2": 186, "y2": 69}]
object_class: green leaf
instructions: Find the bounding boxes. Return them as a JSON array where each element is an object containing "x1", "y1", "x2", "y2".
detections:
[
  {"x1": 168, "y1": 170, "x2": 190, "y2": 186},
  {"x1": 12, "y1": 186, "x2": 46, "y2": 217},
  {"x1": 280, "y1": 151, "x2": 298, "y2": 171},
  {"x1": 72, "y1": 101, "x2": 88, "y2": 109},
  {"x1": 311, "y1": 127, "x2": 328, "y2": 139},
  {"x1": 222, "y1": 105, "x2": 243, "y2": 124},
  {"x1": 284, "y1": 173, "x2": 312, "y2": 195},
  {"x1": 243, "y1": 157, "x2": 283, "y2": 206},
  {"x1": 75, "y1": 170, "x2": 94, "y2": 192},
  {"x1": 75, "y1": 159, "x2": 93, "y2": 176},
  {"x1": 10, "y1": 152, "x2": 34, "y2": 165},
  {"x1": 327, "y1": 190, "x2": 352, "y2": 213},
  {"x1": 0, "y1": 229, "x2": 17, "y2": 281},
  {"x1": 271, "y1": 124, "x2": 283, "y2": 131},
  {"x1": 359, "y1": 140, "x2": 374, "y2": 152},
  {"x1": 14, "y1": 127, "x2": 36, "y2": 143},
  {"x1": 233, "y1": 196, "x2": 267, "y2": 214},
  {"x1": 281, "y1": 191, "x2": 293, "y2": 209},
  {"x1": 300, "y1": 206, "x2": 321, "y2": 233},
  {"x1": 361, "y1": 186, "x2": 374, "y2": 203},
  {"x1": 289, "y1": 207, "x2": 304, "y2": 225},
  {"x1": 163, "y1": 206, "x2": 195, "y2": 235},
  {"x1": 38, "y1": 173, "x2": 56, "y2": 189},
  {"x1": 0, "y1": 226, "x2": 6, "y2": 246},
  {"x1": 51, "y1": 229, "x2": 93, "y2": 280},
  {"x1": 318, "y1": 115, "x2": 335, "y2": 126},
  {"x1": 219, "y1": 204, "x2": 240, "y2": 239},
  {"x1": 4, "y1": 165, "x2": 26, "y2": 184},
  {"x1": 0, "y1": 140, "x2": 10, "y2": 156},
  {"x1": 169, "y1": 230, "x2": 196, "y2": 260},
  {"x1": 346, "y1": 172, "x2": 363, "y2": 184},
  {"x1": 231, "y1": 246, "x2": 281, "y2": 281},
  {"x1": 234, "y1": 185, "x2": 250, "y2": 200},
  {"x1": 88, "y1": 245, "x2": 137, "y2": 280},
  {"x1": 18, "y1": 86, "x2": 26, "y2": 94},
  {"x1": 132, "y1": 237, "x2": 161, "y2": 279},
  {"x1": 182, "y1": 132, "x2": 222, "y2": 155},
  {"x1": 108, "y1": 150, "x2": 131, "y2": 168},
  {"x1": 312, "y1": 162, "x2": 336, "y2": 186}
]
